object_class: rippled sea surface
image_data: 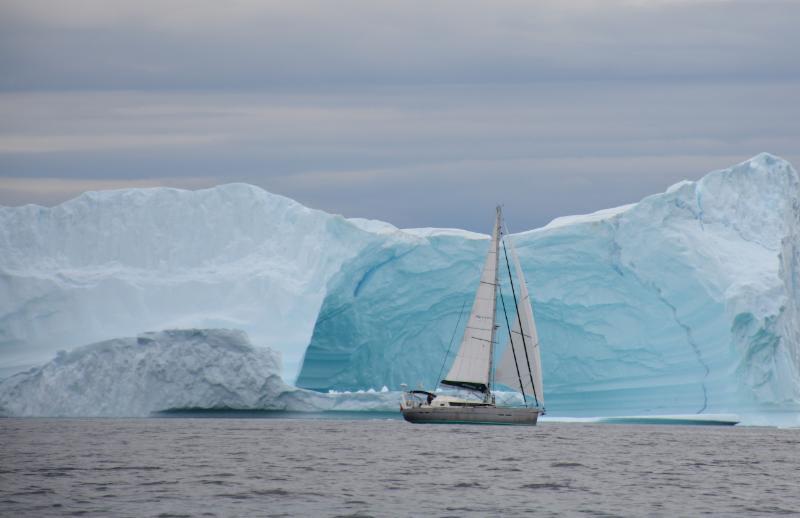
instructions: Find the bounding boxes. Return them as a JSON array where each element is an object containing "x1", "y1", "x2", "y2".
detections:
[{"x1": 2, "y1": 416, "x2": 799, "y2": 517}]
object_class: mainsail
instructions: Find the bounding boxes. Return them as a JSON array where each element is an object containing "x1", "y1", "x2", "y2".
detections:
[
  {"x1": 495, "y1": 234, "x2": 544, "y2": 406},
  {"x1": 440, "y1": 208, "x2": 501, "y2": 392}
]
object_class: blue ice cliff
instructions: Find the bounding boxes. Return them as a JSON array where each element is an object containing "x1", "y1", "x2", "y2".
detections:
[
  {"x1": 296, "y1": 153, "x2": 800, "y2": 422},
  {"x1": 0, "y1": 153, "x2": 798, "y2": 422}
]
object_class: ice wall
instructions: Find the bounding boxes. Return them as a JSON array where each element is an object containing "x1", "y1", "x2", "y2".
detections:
[
  {"x1": 297, "y1": 154, "x2": 800, "y2": 418},
  {"x1": 0, "y1": 184, "x2": 384, "y2": 379}
]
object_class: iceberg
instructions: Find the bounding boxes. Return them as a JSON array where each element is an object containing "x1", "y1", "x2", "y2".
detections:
[
  {"x1": 297, "y1": 153, "x2": 800, "y2": 422},
  {"x1": 0, "y1": 329, "x2": 398, "y2": 417},
  {"x1": 1, "y1": 153, "x2": 798, "y2": 423}
]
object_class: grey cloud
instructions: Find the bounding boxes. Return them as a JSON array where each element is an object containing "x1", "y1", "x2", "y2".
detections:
[{"x1": 1, "y1": 1, "x2": 799, "y2": 90}]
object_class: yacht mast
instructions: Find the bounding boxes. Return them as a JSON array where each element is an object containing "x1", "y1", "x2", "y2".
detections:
[{"x1": 486, "y1": 206, "x2": 502, "y2": 400}]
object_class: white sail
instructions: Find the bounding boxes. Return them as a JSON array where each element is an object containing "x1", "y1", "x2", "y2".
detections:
[
  {"x1": 495, "y1": 234, "x2": 544, "y2": 406},
  {"x1": 441, "y1": 208, "x2": 501, "y2": 391}
]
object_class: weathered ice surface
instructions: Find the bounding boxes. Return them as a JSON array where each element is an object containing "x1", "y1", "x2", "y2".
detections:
[
  {"x1": 0, "y1": 184, "x2": 386, "y2": 379},
  {"x1": 298, "y1": 154, "x2": 800, "y2": 421},
  {"x1": 0, "y1": 329, "x2": 397, "y2": 417}
]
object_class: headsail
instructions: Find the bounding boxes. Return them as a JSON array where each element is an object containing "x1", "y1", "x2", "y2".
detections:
[
  {"x1": 441, "y1": 207, "x2": 501, "y2": 392},
  {"x1": 495, "y1": 234, "x2": 544, "y2": 406}
]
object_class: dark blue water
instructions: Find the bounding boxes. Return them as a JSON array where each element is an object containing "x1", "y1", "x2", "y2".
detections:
[{"x1": 2, "y1": 417, "x2": 799, "y2": 517}]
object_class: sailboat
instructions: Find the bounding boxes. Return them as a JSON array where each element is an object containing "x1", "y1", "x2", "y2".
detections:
[{"x1": 400, "y1": 206, "x2": 544, "y2": 425}]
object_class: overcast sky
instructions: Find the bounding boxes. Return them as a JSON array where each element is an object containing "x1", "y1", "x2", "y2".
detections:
[{"x1": 1, "y1": 0, "x2": 798, "y2": 231}]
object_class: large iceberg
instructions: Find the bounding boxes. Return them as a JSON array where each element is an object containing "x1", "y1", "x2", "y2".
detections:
[
  {"x1": 297, "y1": 153, "x2": 800, "y2": 422},
  {"x1": 0, "y1": 329, "x2": 397, "y2": 417},
  {"x1": 1, "y1": 153, "x2": 798, "y2": 422}
]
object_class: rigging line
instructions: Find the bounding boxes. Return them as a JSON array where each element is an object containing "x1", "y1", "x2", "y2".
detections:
[
  {"x1": 498, "y1": 283, "x2": 527, "y2": 406},
  {"x1": 434, "y1": 297, "x2": 469, "y2": 389},
  {"x1": 502, "y1": 239, "x2": 539, "y2": 407}
]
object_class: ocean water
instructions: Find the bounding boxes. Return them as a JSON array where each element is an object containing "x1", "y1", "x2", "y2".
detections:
[{"x1": 1, "y1": 416, "x2": 799, "y2": 517}]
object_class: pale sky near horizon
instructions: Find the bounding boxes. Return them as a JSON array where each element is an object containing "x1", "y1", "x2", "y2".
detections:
[{"x1": 1, "y1": 0, "x2": 798, "y2": 232}]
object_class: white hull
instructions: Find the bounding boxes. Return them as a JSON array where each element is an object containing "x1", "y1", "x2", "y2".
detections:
[{"x1": 402, "y1": 405, "x2": 540, "y2": 426}]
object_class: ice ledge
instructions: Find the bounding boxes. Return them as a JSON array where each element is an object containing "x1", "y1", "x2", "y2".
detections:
[
  {"x1": 347, "y1": 217, "x2": 399, "y2": 235},
  {"x1": 539, "y1": 203, "x2": 637, "y2": 232},
  {"x1": 401, "y1": 227, "x2": 488, "y2": 239},
  {"x1": 0, "y1": 329, "x2": 399, "y2": 417}
]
